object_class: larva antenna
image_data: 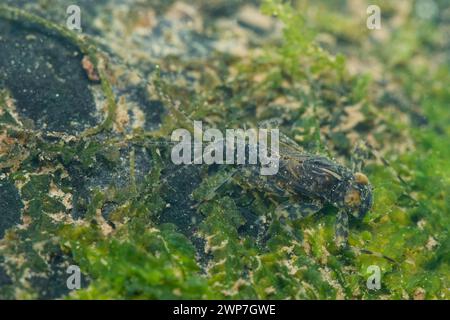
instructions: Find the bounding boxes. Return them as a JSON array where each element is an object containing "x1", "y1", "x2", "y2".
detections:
[
  {"x1": 348, "y1": 245, "x2": 399, "y2": 266},
  {"x1": 354, "y1": 141, "x2": 409, "y2": 188},
  {"x1": 371, "y1": 148, "x2": 409, "y2": 187},
  {"x1": 348, "y1": 140, "x2": 420, "y2": 214},
  {"x1": 350, "y1": 140, "x2": 370, "y2": 172}
]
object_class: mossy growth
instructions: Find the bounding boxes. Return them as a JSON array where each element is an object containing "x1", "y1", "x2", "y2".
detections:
[{"x1": 0, "y1": 0, "x2": 448, "y2": 299}]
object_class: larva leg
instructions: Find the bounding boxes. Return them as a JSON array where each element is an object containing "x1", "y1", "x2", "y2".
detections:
[
  {"x1": 334, "y1": 210, "x2": 349, "y2": 248},
  {"x1": 270, "y1": 199, "x2": 323, "y2": 240},
  {"x1": 275, "y1": 199, "x2": 323, "y2": 221}
]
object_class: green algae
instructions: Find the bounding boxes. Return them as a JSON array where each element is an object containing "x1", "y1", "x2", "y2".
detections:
[{"x1": 0, "y1": 0, "x2": 448, "y2": 300}]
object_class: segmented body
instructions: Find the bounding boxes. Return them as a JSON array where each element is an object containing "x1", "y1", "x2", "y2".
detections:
[
  {"x1": 231, "y1": 139, "x2": 373, "y2": 247},
  {"x1": 150, "y1": 128, "x2": 373, "y2": 247}
]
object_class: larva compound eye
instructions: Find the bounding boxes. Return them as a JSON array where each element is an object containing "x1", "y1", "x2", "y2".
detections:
[
  {"x1": 354, "y1": 172, "x2": 369, "y2": 185},
  {"x1": 345, "y1": 182, "x2": 373, "y2": 219},
  {"x1": 344, "y1": 188, "x2": 362, "y2": 207}
]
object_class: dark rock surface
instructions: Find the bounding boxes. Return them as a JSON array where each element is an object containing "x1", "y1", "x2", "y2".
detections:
[{"x1": 0, "y1": 19, "x2": 98, "y2": 134}]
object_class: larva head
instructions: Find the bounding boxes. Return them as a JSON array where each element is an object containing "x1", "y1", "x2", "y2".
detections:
[{"x1": 343, "y1": 172, "x2": 373, "y2": 219}]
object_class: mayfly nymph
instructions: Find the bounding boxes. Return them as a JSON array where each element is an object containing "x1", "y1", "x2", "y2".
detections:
[
  {"x1": 226, "y1": 136, "x2": 374, "y2": 249},
  {"x1": 156, "y1": 113, "x2": 375, "y2": 250}
]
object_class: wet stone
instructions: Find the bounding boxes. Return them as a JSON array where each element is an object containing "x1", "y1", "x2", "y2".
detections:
[
  {"x1": 29, "y1": 250, "x2": 87, "y2": 300},
  {"x1": 129, "y1": 86, "x2": 165, "y2": 131},
  {"x1": 0, "y1": 19, "x2": 98, "y2": 134},
  {"x1": 0, "y1": 178, "x2": 23, "y2": 239},
  {"x1": 0, "y1": 254, "x2": 13, "y2": 295},
  {"x1": 69, "y1": 142, "x2": 152, "y2": 219}
]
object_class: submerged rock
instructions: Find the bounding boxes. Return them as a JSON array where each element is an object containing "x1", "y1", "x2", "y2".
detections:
[{"x1": 0, "y1": 19, "x2": 99, "y2": 134}]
